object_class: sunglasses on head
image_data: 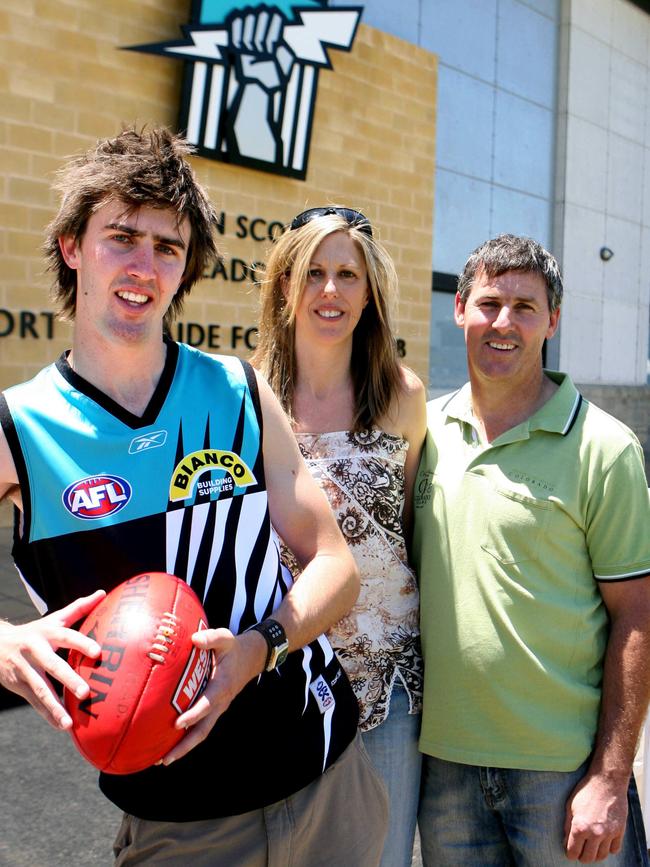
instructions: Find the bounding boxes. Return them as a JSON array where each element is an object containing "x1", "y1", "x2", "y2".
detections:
[{"x1": 289, "y1": 206, "x2": 373, "y2": 237}]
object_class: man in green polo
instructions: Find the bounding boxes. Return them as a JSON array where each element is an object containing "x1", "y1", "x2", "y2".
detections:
[{"x1": 413, "y1": 234, "x2": 650, "y2": 866}]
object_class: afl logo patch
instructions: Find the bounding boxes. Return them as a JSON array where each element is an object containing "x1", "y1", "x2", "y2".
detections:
[{"x1": 63, "y1": 475, "x2": 132, "y2": 520}]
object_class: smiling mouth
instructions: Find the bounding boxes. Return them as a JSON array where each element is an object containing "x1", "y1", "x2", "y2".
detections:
[
  {"x1": 316, "y1": 309, "x2": 343, "y2": 319},
  {"x1": 117, "y1": 290, "x2": 149, "y2": 306},
  {"x1": 488, "y1": 341, "x2": 516, "y2": 351}
]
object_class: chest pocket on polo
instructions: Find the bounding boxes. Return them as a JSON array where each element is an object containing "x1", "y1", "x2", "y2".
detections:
[{"x1": 481, "y1": 487, "x2": 553, "y2": 565}]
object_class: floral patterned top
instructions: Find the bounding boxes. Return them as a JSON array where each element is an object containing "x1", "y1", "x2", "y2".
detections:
[{"x1": 283, "y1": 429, "x2": 423, "y2": 732}]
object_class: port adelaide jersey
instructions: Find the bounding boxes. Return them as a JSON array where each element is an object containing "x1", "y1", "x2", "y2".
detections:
[{"x1": 0, "y1": 341, "x2": 358, "y2": 820}]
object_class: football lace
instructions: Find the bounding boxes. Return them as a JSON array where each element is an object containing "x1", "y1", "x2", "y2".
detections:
[{"x1": 147, "y1": 612, "x2": 178, "y2": 663}]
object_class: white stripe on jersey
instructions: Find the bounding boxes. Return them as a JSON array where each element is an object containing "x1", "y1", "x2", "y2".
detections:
[
  {"x1": 186, "y1": 501, "x2": 211, "y2": 584},
  {"x1": 231, "y1": 491, "x2": 271, "y2": 634},
  {"x1": 204, "y1": 498, "x2": 233, "y2": 601}
]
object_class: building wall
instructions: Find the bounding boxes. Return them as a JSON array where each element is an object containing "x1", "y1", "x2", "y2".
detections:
[
  {"x1": 420, "y1": 0, "x2": 560, "y2": 275},
  {"x1": 349, "y1": 0, "x2": 562, "y2": 393},
  {"x1": 0, "y1": 3, "x2": 436, "y2": 392},
  {"x1": 355, "y1": 0, "x2": 650, "y2": 445},
  {"x1": 578, "y1": 382, "x2": 650, "y2": 472},
  {"x1": 554, "y1": 0, "x2": 650, "y2": 387},
  {"x1": 424, "y1": 0, "x2": 562, "y2": 395}
]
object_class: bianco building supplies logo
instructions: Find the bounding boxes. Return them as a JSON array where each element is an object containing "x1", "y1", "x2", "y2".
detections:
[{"x1": 126, "y1": 0, "x2": 363, "y2": 179}]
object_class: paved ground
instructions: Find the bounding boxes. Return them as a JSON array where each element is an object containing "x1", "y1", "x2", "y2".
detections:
[
  {"x1": 0, "y1": 525, "x2": 423, "y2": 866},
  {"x1": 0, "y1": 702, "x2": 122, "y2": 866},
  {"x1": 0, "y1": 527, "x2": 122, "y2": 866}
]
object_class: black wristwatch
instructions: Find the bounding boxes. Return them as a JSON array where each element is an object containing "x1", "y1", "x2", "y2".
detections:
[{"x1": 251, "y1": 619, "x2": 289, "y2": 672}]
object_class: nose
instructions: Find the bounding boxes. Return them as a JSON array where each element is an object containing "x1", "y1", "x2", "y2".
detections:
[
  {"x1": 322, "y1": 277, "x2": 338, "y2": 296},
  {"x1": 492, "y1": 305, "x2": 512, "y2": 330},
  {"x1": 127, "y1": 242, "x2": 155, "y2": 281}
]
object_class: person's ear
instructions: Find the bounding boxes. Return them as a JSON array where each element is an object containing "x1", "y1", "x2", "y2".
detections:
[
  {"x1": 454, "y1": 291, "x2": 466, "y2": 328},
  {"x1": 59, "y1": 235, "x2": 81, "y2": 269},
  {"x1": 546, "y1": 306, "x2": 561, "y2": 340}
]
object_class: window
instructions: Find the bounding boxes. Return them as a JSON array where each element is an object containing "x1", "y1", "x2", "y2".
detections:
[{"x1": 428, "y1": 273, "x2": 467, "y2": 397}]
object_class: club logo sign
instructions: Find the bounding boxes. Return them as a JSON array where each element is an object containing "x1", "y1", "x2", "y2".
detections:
[
  {"x1": 63, "y1": 475, "x2": 132, "y2": 520},
  {"x1": 125, "y1": 0, "x2": 363, "y2": 179}
]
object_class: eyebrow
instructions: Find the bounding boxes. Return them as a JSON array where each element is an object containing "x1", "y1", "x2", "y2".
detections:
[
  {"x1": 105, "y1": 222, "x2": 187, "y2": 251},
  {"x1": 309, "y1": 261, "x2": 361, "y2": 267},
  {"x1": 478, "y1": 291, "x2": 539, "y2": 303},
  {"x1": 308, "y1": 255, "x2": 363, "y2": 266}
]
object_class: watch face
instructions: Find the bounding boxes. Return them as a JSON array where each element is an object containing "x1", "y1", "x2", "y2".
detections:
[{"x1": 271, "y1": 643, "x2": 289, "y2": 669}]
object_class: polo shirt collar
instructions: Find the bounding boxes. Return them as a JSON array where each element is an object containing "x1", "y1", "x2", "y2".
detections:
[{"x1": 441, "y1": 371, "x2": 583, "y2": 444}]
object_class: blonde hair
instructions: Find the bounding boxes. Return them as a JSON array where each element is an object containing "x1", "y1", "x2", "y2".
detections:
[{"x1": 252, "y1": 212, "x2": 402, "y2": 431}]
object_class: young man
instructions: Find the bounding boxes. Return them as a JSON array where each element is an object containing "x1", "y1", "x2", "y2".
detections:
[
  {"x1": 413, "y1": 234, "x2": 650, "y2": 865},
  {"x1": 0, "y1": 127, "x2": 387, "y2": 865}
]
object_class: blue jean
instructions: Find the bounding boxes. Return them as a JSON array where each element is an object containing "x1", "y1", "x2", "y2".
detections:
[
  {"x1": 418, "y1": 754, "x2": 649, "y2": 867},
  {"x1": 361, "y1": 684, "x2": 422, "y2": 867}
]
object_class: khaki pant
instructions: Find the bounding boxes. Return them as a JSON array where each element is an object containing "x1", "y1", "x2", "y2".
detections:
[{"x1": 113, "y1": 732, "x2": 388, "y2": 866}]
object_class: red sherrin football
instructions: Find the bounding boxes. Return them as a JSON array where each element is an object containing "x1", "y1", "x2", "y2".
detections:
[{"x1": 64, "y1": 572, "x2": 211, "y2": 775}]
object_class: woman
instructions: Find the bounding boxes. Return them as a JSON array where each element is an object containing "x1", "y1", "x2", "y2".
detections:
[{"x1": 253, "y1": 206, "x2": 426, "y2": 867}]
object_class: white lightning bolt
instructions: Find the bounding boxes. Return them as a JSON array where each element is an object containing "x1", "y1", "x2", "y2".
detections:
[
  {"x1": 283, "y1": 11, "x2": 360, "y2": 64},
  {"x1": 164, "y1": 29, "x2": 229, "y2": 61},
  {"x1": 162, "y1": 10, "x2": 359, "y2": 66}
]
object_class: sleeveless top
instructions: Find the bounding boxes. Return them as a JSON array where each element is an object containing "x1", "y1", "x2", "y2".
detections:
[
  {"x1": 284, "y1": 429, "x2": 423, "y2": 731},
  {"x1": 0, "y1": 341, "x2": 358, "y2": 821}
]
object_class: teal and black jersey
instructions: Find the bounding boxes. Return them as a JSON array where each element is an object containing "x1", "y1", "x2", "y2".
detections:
[{"x1": 0, "y1": 341, "x2": 358, "y2": 820}]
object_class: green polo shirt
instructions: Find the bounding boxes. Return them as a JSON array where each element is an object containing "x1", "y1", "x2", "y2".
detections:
[{"x1": 412, "y1": 371, "x2": 650, "y2": 770}]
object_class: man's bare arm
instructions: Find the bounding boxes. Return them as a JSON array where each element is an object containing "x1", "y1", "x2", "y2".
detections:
[
  {"x1": 258, "y1": 370, "x2": 360, "y2": 645},
  {"x1": 163, "y1": 371, "x2": 359, "y2": 763},
  {"x1": 564, "y1": 575, "x2": 650, "y2": 863}
]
